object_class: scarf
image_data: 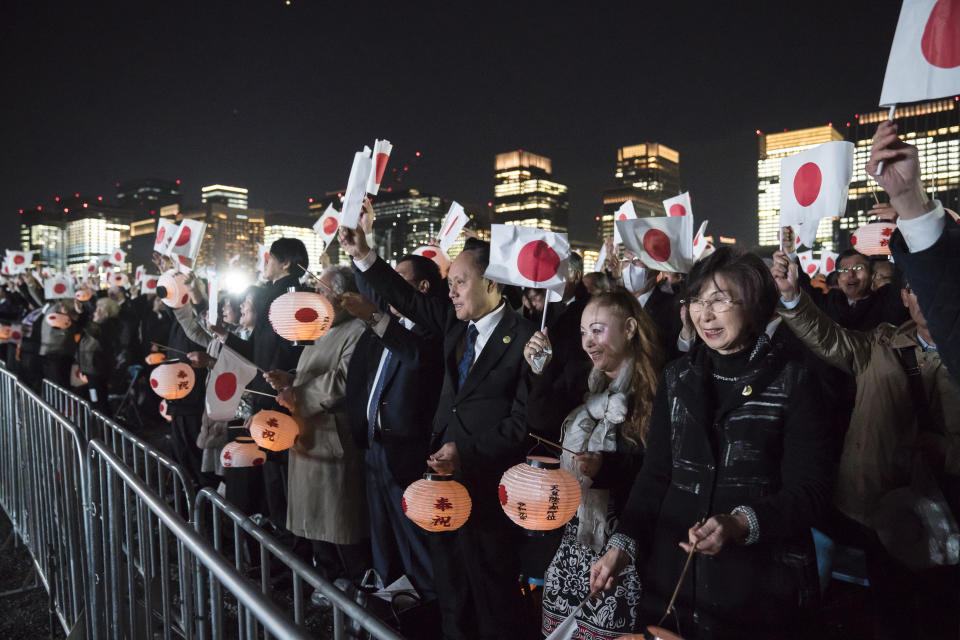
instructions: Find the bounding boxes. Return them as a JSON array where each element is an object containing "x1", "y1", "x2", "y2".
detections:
[{"x1": 560, "y1": 358, "x2": 633, "y2": 552}]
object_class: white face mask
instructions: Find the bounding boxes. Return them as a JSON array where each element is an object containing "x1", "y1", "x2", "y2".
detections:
[{"x1": 621, "y1": 263, "x2": 648, "y2": 294}]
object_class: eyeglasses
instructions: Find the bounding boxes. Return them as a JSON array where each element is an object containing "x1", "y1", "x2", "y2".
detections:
[
  {"x1": 835, "y1": 265, "x2": 866, "y2": 274},
  {"x1": 683, "y1": 297, "x2": 741, "y2": 313}
]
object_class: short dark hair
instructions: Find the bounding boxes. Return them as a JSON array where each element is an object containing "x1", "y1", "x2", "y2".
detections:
[
  {"x1": 397, "y1": 254, "x2": 445, "y2": 297},
  {"x1": 269, "y1": 238, "x2": 310, "y2": 273},
  {"x1": 568, "y1": 252, "x2": 584, "y2": 278},
  {"x1": 460, "y1": 238, "x2": 503, "y2": 292},
  {"x1": 838, "y1": 249, "x2": 870, "y2": 272},
  {"x1": 683, "y1": 246, "x2": 778, "y2": 339}
]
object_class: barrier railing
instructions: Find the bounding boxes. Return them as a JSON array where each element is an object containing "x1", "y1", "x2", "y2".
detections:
[
  {"x1": 43, "y1": 378, "x2": 93, "y2": 437},
  {"x1": 194, "y1": 488, "x2": 406, "y2": 640}
]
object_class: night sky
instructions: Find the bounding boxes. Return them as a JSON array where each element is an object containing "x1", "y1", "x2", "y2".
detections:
[{"x1": 0, "y1": 1, "x2": 903, "y2": 248}]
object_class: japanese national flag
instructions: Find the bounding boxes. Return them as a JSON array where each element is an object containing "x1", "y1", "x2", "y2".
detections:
[
  {"x1": 109, "y1": 248, "x2": 126, "y2": 265},
  {"x1": 41, "y1": 267, "x2": 55, "y2": 279},
  {"x1": 169, "y1": 219, "x2": 207, "y2": 267},
  {"x1": 340, "y1": 146, "x2": 374, "y2": 230},
  {"x1": 438, "y1": 201, "x2": 469, "y2": 252},
  {"x1": 0, "y1": 261, "x2": 12, "y2": 277},
  {"x1": 484, "y1": 225, "x2": 570, "y2": 296},
  {"x1": 365, "y1": 139, "x2": 393, "y2": 196},
  {"x1": 692, "y1": 220, "x2": 711, "y2": 259},
  {"x1": 879, "y1": 0, "x2": 960, "y2": 107},
  {"x1": 612, "y1": 201, "x2": 637, "y2": 245},
  {"x1": 798, "y1": 250, "x2": 819, "y2": 277},
  {"x1": 616, "y1": 216, "x2": 693, "y2": 273},
  {"x1": 135, "y1": 265, "x2": 145, "y2": 285},
  {"x1": 819, "y1": 250, "x2": 840, "y2": 275},
  {"x1": 44, "y1": 275, "x2": 74, "y2": 299},
  {"x1": 110, "y1": 272, "x2": 130, "y2": 288},
  {"x1": 85, "y1": 259, "x2": 99, "y2": 276},
  {"x1": 229, "y1": 254, "x2": 241, "y2": 269},
  {"x1": 313, "y1": 204, "x2": 341, "y2": 246},
  {"x1": 155, "y1": 219, "x2": 178, "y2": 255},
  {"x1": 205, "y1": 346, "x2": 258, "y2": 420},
  {"x1": 5, "y1": 250, "x2": 32, "y2": 274},
  {"x1": 141, "y1": 274, "x2": 160, "y2": 294},
  {"x1": 9, "y1": 324, "x2": 22, "y2": 346},
  {"x1": 256, "y1": 243, "x2": 269, "y2": 274},
  {"x1": 779, "y1": 141, "x2": 854, "y2": 249}
]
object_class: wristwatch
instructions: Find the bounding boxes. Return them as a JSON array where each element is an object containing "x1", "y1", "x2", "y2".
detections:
[{"x1": 367, "y1": 310, "x2": 384, "y2": 326}]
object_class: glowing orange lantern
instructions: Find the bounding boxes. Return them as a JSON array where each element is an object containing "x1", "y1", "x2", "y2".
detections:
[
  {"x1": 45, "y1": 313, "x2": 72, "y2": 329},
  {"x1": 145, "y1": 352, "x2": 166, "y2": 365},
  {"x1": 158, "y1": 399, "x2": 172, "y2": 422},
  {"x1": 156, "y1": 270, "x2": 190, "y2": 308},
  {"x1": 852, "y1": 222, "x2": 897, "y2": 257},
  {"x1": 0, "y1": 325, "x2": 10, "y2": 341},
  {"x1": 498, "y1": 456, "x2": 581, "y2": 531},
  {"x1": 75, "y1": 288, "x2": 93, "y2": 302},
  {"x1": 220, "y1": 437, "x2": 266, "y2": 468},
  {"x1": 268, "y1": 289, "x2": 333, "y2": 345},
  {"x1": 249, "y1": 410, "x2": 298, "y2": 451},
  {"x1": 149, "y1": 362, "x2": 195, "y2": 399},
  {"x1": 402, "y1": 473, "x2": 472, "y2": 532}
]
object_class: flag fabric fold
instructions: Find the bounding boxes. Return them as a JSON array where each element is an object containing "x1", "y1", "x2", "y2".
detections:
[
  {"x1": 484, "y1": 225, "x2": 570, "y2": 296},
  {"x1": 205, "y1": 346, "x2": 258, "y2": 421}
]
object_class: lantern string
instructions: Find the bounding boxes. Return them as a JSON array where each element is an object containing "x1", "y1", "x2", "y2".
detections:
[
  {"x1": 528, "y1": 432, "x2": 581, "y2": 457},
  {"x1": 151, "y1": 342, "x2": 190, "y2": 357},
  {"x1": 657, "y1": 517, "x2": 707, "y2": 627},
  {"x1": 297, "y1": 264, "x2": 337, "y2": 297}
]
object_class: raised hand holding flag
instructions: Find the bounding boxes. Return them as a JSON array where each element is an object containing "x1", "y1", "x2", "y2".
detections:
[
  {"x1": 340, "y1": 146, "x2": 375, "y2": 230},
  {"x1": 438, "y1": 201, "x2": 469, "y2": 252}
]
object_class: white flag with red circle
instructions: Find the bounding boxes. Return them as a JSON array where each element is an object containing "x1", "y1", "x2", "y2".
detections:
[
  {"x1": 880, "y1": 0, "x2": 960, "y2": 107},
  {"x1": 9, "y1": 324, "x2": 22, "y2": 346},
  {"x1": 256, "y1": 243, "x2": 269, "y2": 274},
  {"x1": 819, "y1": 250, "x2": 840, "y2": 275},
  {"x1": 612, "y1": 201, "x2": 638, "y2": 245},
  {"x1": 141, "y1": 274, "x2": 160, "y2": 294},
  {"x1": 4, "y1": 250, "x2": 32, "y2": 274},
  {"x1": 340, "y1": 146, "x2": 374, "y2": 230},
  {"x1": 84, "y1": 259, "x2": 99, "y2": 276},
  {"x1": 205, "y1": 346, "x2": 258, "y2": 420},
  {"x1": 692, "y1": 220, "x2": 711, "y2": 260},
  {"x1": 798, "y1": 250, "x2": 820, "y2": 277},
  {"x1": 41, "y1": 266, "x2": 55, "y2": 279},
  {"x1": 412, "y1": 245, "x2": 451, "y2": 274},
  {"x1": 484, "y1": 225, "x2": 570, "y2": 296},
  {"x1": 438, "y1": 201, "x2": 469, "y2": 252},
  {"x1": 169, "y1": 219, "x2": 207, "y2": 267},
  {"x1": 135, "y1": 265, "x2": 144, "y2": 285},
  {"x1": 109, "y1": 248, "x2": 126, "y2": 265},
  {"x1": 44, "y1": 275, "x2": 74, "y2": 299},
  {"x1": 779, "y1": 141, "x2": 854, "y2": 249},
  {"x1": 616, "y1": 216, "x2": 693, "y2": 273},
  {"x1": 155, "y1": 219, "x2": 178, "y2": 255},
  {"x1": 313, "y1": 204, "x2": 341, "y2": 246},
  {"x1": 365, "y1": 139, "x2": 393, "y2": 196}
]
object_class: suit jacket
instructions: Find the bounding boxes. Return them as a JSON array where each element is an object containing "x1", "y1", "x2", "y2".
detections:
[
  {"x1": 644, "y1": 285, "x2": 682, "y2": 362},
  {"x1": 355, "y1": 256, "x2": 536, "y2": 528}
]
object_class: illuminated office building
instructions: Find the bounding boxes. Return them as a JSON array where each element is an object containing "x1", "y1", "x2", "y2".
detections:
[
  {"x1": 201, "y1": 184, "x2": 249, "y2": 209},
  {"x1": 116, "y1": 178, "x2": 182, "y2": 214},
  {"x1": 264, "y1": 212, "x2": 326, "y2": 271},
  {"x1": 179, "y1": 204, "x2": 264, "y2": 270},
  {"x1": 757, "y1": 126, "x2": 844, "y2": 249},
  {"x1": 599, "y1": 143, "x2": 681, "y2": 241},
  {"x1": 369, "y1": 188, "x2": 450, "y2": 264},
  {"x1": 493, "y1": 150, "x2": 569, "y2": 232}
]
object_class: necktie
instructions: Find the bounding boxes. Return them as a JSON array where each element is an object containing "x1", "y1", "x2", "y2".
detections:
[
  {"x1": 457, "y1": 325, "x2": 479, "y2": 390},
  {"x1": 367, "y1": 349, "x2": 393, "y2": 446}
]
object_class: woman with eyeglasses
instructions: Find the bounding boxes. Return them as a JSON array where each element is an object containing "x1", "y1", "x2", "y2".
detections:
[{"x1": 589, "y1": 247, "x2": 836, "y2": 640}]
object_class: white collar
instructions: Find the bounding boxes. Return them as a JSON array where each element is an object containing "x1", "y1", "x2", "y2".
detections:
[
  {"x1": 637, "y1": 289, "x2": 654, "y2": 309},
  {"x1": 469, "y1": 301, "x2": 506, "y2": 339}
]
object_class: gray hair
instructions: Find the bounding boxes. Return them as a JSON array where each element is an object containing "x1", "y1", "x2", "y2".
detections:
[
  {"x1": 569, "y1": 251, "x2": 584, "y2": 278},
  {"x1": 321, "y1": 265, "x2": 357, "y2": 295}
]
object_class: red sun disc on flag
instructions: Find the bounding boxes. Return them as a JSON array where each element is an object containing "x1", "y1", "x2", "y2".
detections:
[
  {"x1": 922, "y1": 0, "x2": 960, "y2": 69},
  {"x1": 157, "y1": 228, "x2": 166, "y2": 243},
  {"x1": 214, "y1": 373, "x2": 237, "y2": 401},
  {"x1": 295, "y1": 307, "x2": 319, "y2": 323},
  {"x1": 323, "y1": 217, "x2": 338, "y2": 235},
  {"x1": 114, "y1": 252, "x2": 122, "y2": 261},
  {"x1": 618, "y1": 213, "x2": 628, "y2": 220},
  {"x1": 516, "y1": 240, "x2": 560, "y2": 283},
  {"x1": 806, "y1": 263, "x2": 817, "y2": 275},
  {"x1": 421, "y1": 249, "x2": 437, "y2": 259},
  {"x1": 826, "y1": 257, "x2": 835, "y2": 271},
  {"x1": 54, "y1": 283, "x2": 66, "y2": 294},
  {"x1": 642, "y1": 229, "x2": 672, "y2": 262},
  {"x1": 793, "y1": 162, "x2": 822, "y2": 207},
  {"x1": 669, "y1": 204, "x2": 687, "y2": 216},
  {"x1": 375, "y1": 153, "x2": 390, "y2": 183},
  {"x1": 175, "y1": 226, "x2": 191, "y2": 247},
  {"x1": 88, "y1": 265, "x2": 95, "y2": 273},
  {"x1": 146, "y1": 279, "x2": 157, "y2": 289},
  {"x1": 11, "y1": 332, "x2": 20, "y2": 340},
  {"x1": 13, "y1": 255, "x2": 24, "y2": 264}
]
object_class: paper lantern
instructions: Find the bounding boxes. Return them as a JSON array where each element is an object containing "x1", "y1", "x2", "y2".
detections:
[
  {"x1": 69, "y1": 364, "x2": 88, "y2": 388},
  {"x1": 402, "y1": 473, "x2": 472, "y2": 532},
  {"x1": 412, "y1": 245, "x2": 451, "y2": 277},
  {"x1": 851, "y1": 222, "x2": 897, "y2": 257},
  {"x1": 498, "y1": 456, "x2": 581, "y2": 531},
  {"x1": 268, "y1": 289, "x2": 334, "y2": 345},
  {"x1": 156, "y1": 270, "x2": 191, "y2": 309},
  {"x1": 75, "y1": 288, "x2": 93, "y2": 302},
  {"x1": 145, "y1": 352, "x2": 166, "y2": 365},
  {"x1": 45, "y1": 313, "x2": 72, "y2": 329},
  {"x1": 249, "y1": 410, "x2": 298, "y2": 451},
  {"x1": 0, "y1": 325, "x2": 10, "y2": 341},
  {"x1": 149, "y1": 362, "x2": 195, "y2": 399},
  {"x1": 219, "y1": 437, "x2": 265, "y2": 468},
  {"x1": 158, "y1": 399, "x2": 172, "y2": 422}
]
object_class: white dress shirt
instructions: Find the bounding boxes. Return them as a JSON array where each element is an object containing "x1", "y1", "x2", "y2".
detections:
[{"x1": 897, "y1": 200, "x2": 945, "y2": 253}]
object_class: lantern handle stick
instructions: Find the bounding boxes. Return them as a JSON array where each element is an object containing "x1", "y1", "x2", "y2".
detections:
[
  {"x1": 528, "y1": 432, "x2": 580, "y2": 457},
  {"x1": 297, "y1": 264, "x2": 337, "y2": 297},
  {"x1": 657, "y1": 517, "x2": 706, "y2": 626},
  {"x1": 151, "y1": 342, "x2": 191, "y2": 357},
  {"x1": 875, "y1": 104, "x2": 897, "y2": 176},
  {"x1": 243, "y1": 388, "x2": 277, "y2": 399}
]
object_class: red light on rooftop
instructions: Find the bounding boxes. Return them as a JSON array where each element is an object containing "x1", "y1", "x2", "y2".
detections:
[
  {"x1": 855, "y1": 113, "x2": 860, "y2": 118},
  {"x1": 415, "y1": 151, "x2": 421, "y2": 157},
  {"x1": 150, "y1": 209, "x2": 155, "y2": 215},
  {"x1": 97, "y1": 196, "x2": 103, "y2": 201},
  {"x1": 783, "y1": 128, "x2": 787, "y2": 132},
  {"x1": 18, "y1": 209, "x2": 23, "y2": 214},
  {"x1": 487, "y1": 201, "x2": 493, "y2": 207},
  {"x1": 387, "y1": 187, "x2": 392, "y2": 192},
  {"x1": 403, "y1": 166, "x2": 408, "y2": 171},
  {"x1": 83, "y1": 203, "x2": 88, "y2": 208},
  {"x1": 595, "y1": 216, "x2": 600, "y2": 221},
  {"x1": 64, "y1": 208, "x2": 69, "y2": 213},
  {"x1": 828, "y1": 122, "x2": 832, "y2": 127},
  {"x1": 37, "y1": 206, "x2": 42, "y2": 211},
  {"x1": 55, "y1": 196, "x2": 60, "y2": 202},
  {"x1": 176, "y1": 179, "x2": 181, "y2": 184},
  {"x1": 846, "y1": 122, "x2": 851, "y2": 127},
  {"x1": 74, "y1": 193, "x2": 79, "y2": 198},
  {"x1": 755, "y1": 129, "x2": 762, "y2": 135},
  {"x1": 115, "y1": 182, "x2": 120, "y2": 187}
]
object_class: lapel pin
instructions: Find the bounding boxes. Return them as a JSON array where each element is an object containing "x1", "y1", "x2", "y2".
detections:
[
  {"x1": 502, "y1": 335, "x2": 512, "y2": 344},
  {"x1": 742, "y1": 385, "x2": 752, "y2": 396}
]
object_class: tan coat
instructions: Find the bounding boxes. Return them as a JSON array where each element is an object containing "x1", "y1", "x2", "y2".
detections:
[
  {"x1": 286, "y1": 317, "x2": 367, "y2": 544},
  {"x1": 778, "y1": 291, "x2": 960, "y2": 530}
]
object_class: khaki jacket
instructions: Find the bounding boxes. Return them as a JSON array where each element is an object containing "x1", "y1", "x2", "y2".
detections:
[{"x1": 778, "y1": 291, "x2": 960, "y2": 529}]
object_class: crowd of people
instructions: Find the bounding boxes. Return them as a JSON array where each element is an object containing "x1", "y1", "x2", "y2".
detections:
[{"x1": 1, "y1": 123, "x2": 958, "y2": 640}]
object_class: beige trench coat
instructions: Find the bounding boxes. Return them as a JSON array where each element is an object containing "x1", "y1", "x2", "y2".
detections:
[{"x1": 286, "y1": 317, "x2": 368, "y2": 544}]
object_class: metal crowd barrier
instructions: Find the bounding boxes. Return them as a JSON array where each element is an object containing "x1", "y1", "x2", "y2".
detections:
[
  {"x1": 43, "y1": 378, "x2": 93, "y2": 436},
  {"x1": 194, "y1": 488, "x2": 406, "y2": 640}
]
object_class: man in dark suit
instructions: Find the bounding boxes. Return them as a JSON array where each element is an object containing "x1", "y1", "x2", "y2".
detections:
[
  {"x1": 340, "y1": 210, "x2": 535, "y2": 640},
  {"x1": 340, "y1": 254, "x2": 445, "y2": 601}
]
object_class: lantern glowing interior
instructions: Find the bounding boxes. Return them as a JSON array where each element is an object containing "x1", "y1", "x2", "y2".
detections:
[
  {"x1": 499, "y1": 456, "x2": 582, "y2": 531},
  {"x1": 0, "y1": 325, "x2": 10, "y2": 340},
  {"x1": 249, "y1": 410, "x2": 298, "y2": 451},
  {"x1": 158, "y1": 399, "x2": 172, "y2": 422},
  {"x1": 220, "y1": 437, "x2": 266, "y2": 468},
  {"x1": 157, "y1": 271, "x2": 191, "y2": 309},
  {"x1": 145, "y1": 352, "x2": 167, "y2": 365},
  {"x1": 149, "y1": 362, "x2": 196, "y2": 400},
  {"x1": 45, "y1": 313, "x2": 72, "y2": 329},
  {"x1": 402, "y1": 473, "x2": 472, "y2": 532},
  {"x1": 75, "y1": 288, "x2": 93, "y2": 302},
  {"x1": 268, "y1": 290, "x2": 334, "y2": 344},
  {"x1": 851, "y1": 222, "x2": 897, "y2": 257}
]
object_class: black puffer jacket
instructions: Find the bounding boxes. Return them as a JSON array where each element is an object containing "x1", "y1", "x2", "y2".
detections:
[{"x1": 617, "y1": 336, "x2": 836, "y2": 640}]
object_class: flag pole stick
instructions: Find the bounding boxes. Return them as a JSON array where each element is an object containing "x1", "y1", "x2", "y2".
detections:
[
  {"x1": 876, "y1": 104, "x2": 897, "y2": 176},
  {"x1": 151, "y1": 342, "x2": 191, "y2": 357},
  {"x1": 243, "y1": 388, "x2": 277, "y2": 399},
  {"x1": 297, "y1": 264, "x2": 337, "y2": 297},
  {"x1": 540, "y1": 295, "x2": 549, "y2": 332},
  {"x1": 529, "y1": 432, "x2": 580, "y2": 457}
]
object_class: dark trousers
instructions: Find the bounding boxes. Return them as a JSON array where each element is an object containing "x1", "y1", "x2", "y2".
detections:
[
  {"x1": 41, "y1": 354, "x2": 73, "y2": 389},
  {"x1": 262, "y1": 451, "x2": 288, "y2": 530},
  {"x1": 429, "y1": 518, "x2": 523, "y2": 640},
  {"x1": 170, "y1": 413, "x2": 206, "y2": 490},
  {"x1": 84, "y1": 373, "x2": 110, "y2": 413},
  {"x1": 365, "y1": 443, "x2": 435, "y2": 599},
  {"x1": 312, "y1": 539, "x2": 372, "y2": 585}
]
